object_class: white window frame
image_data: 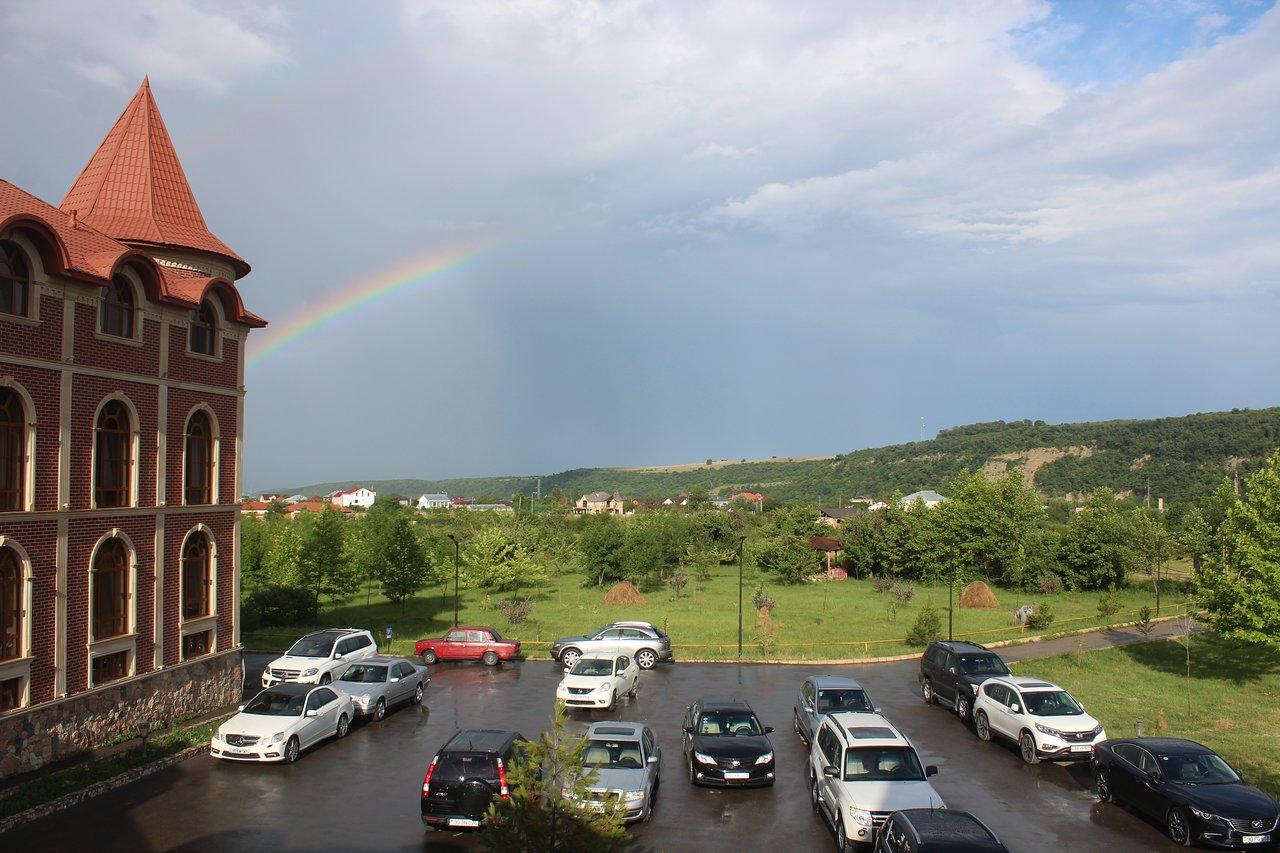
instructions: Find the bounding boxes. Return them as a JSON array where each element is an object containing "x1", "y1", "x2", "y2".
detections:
[{"x1": 0, "y1": 537, "x2": 35, "y2": 712}]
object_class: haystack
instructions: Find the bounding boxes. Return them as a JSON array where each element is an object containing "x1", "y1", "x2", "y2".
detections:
[
  {"x1": 603, "y1": 581, "x2": 647, "y2": 606},
  {"x1": 958, "y1": 580, "x2": 999, "y2": 609}
]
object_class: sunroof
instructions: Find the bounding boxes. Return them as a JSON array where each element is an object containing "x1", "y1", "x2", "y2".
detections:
[
  {"x1": 847, "y1": 727, "x2": 896, "y2": 739},
  {"x1": 594, "y1": 727, "x2": 637, "y2": 736}
]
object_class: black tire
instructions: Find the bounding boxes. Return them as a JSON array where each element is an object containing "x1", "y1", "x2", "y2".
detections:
[
  {"x1": 835, "y1": 818, "x2": 851, "y2": 852},
  {"x1": 956, "y1": 695, "x2": 971, "y2": 721},
  {"x1": 1019, "y1": 731, "x2": 1040, "y2": 765},
  {"x1": 284, "y1": 736, "x2": 300, "y2": 764},
  {"x1": 482, "y1": 650, "x2": 500, "y2": 667},
  {"x1": 421, "y1": 650, "x2": 438, "y2": 666},
  {"x1": 319, "y1": 673, "x2": 332, "y2": 685},
  {"x1": 373, "y1": 698, "x2": 386, "y2": 721},
  {"x1": 628, "y1": 681, "x2": 638, "y2": 698},
  {"x1": 1167, "y1": 806, "x2": 1192, "y2": 846},
  {"x1": 689, "y1": 758, "x2": 698, "y2": 786},
  {"x1": 336, "y1": 713, "x2": 349, "y2": 739},
  {"x1": 921, "y1": 680, "x2": 936, "y2": 705},
  {"x1": 412, "y1": 683, "x2": 423, "y2": 705},
  {"x1": 809, "y1": 773, "x2": 820, "y2": 813},
  {"x1": 560, "y1": 648, "x2": 582, "y2": 668},
  {"x1": 975, "y1": 711, "x2": 992, "y2": 741},
  {"x1": 1096, "y1": 767, "x2": 1115, "y2": 803},
  {"x1": 636, "y1": 649, "x2": 658, "y2": 670}
]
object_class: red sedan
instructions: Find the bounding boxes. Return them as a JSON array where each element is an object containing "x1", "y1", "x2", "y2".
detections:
[{"x1": 414, "y1": 627, "x2": 520, "y2": 666}]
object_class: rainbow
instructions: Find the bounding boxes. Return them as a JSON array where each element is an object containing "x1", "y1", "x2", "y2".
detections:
[{"x1": 245, "y1": 236, "x2": 509, "y2": 369}]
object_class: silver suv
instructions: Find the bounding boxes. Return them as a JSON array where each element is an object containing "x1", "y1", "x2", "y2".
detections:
[
  {"x1": 549, "y1": 621, "x2": 673, "y2": 670},
  {"x1": 263, "y1": 628, "x2": 378, "y2": 687}
]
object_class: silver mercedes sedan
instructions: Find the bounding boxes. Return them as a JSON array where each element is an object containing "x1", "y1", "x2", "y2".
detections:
[
  {"x1": 575, "y1": 721, "x2": 664, "y2": 823},
  {"x1": 333, "y1": 655, "x2": 429, "y2": 720}
]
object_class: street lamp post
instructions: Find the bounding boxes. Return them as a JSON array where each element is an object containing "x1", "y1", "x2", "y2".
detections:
[
  {"x1": 948, "y1": 570, "x2": 954, "y2": 641},
  {"x1": 737, "y1": 536, "x2": 747, "y2": 658},
  {"x1": 447, "y1": 533, "x2": 460, "y2": 628}
]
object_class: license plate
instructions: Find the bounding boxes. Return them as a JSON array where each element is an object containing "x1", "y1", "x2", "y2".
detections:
[
  {"x1": 724, "y1": 771, "x2": 749, "y2": 780},
  {"x1": 1070, "y1": 744, "x2": 1092, "y2": 753},
  {"x1": 223, "y1": 747, "x2": 251, "y2": 756},
  {"x1": 1242, "y1": 836, "x2": 1269, "y2": 845},
  {"x1": 448, "y1": 818, "x2": 481, "y2": 828}
]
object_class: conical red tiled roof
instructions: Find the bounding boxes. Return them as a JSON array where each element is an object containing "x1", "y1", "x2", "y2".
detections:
[{"x1": 60, "y1": 78, "x2": 249, "y2": 278}]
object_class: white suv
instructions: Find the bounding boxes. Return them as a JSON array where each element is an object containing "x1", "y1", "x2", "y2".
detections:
[
  {"x1": 808, "y1": 712, "x2": 945, "y2": 850},
  {"x1": 972, "y1": 675, "x2": 1106, "y2": 764},
  {"x1": 262, "y1": 628, "x2": 377, "y2": 688}
]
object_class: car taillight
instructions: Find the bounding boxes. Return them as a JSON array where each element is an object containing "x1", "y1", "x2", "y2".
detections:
[
  {"x1": 422, "y1": 756, "x2": 437, "y2": 795},
  {"x1": 497, "y1": 757, "x2": 509, "y2": 799}
]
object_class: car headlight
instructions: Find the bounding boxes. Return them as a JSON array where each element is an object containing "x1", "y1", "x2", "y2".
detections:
[
  {"x1": 754, "y1": 752, "x2": 773, "y2": 765},
  {"x1": 1188, "y1": 806, "x2": 1220, "y2": 822},
  {"x1": 694, "y1": 751, "x2": 716, "y2": 765},
  {"x1": 1035, "y1": 723, "x2": 1064, "y2": 738},
  {"x1": 597, "y1": 682, "x2": 612, "y2": 693},
  {"x1": 850, "y1": 807, "x2": 873, "y2": 827},
  {"x1": 624, "y1": 790, "x2": 646, "y2": 801},
  {"x1": 301, "y1": 668, "x2": 318, "y2": 677},
  {"x1": 269, "y1": 731, "x2": 286, "y2": 744},
  {"x1": 358, "y1": 693, "x2": 371, "y2": 704}
]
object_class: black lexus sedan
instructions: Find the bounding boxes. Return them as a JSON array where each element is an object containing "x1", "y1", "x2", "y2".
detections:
[
  {"x1": 1093, "y1": 737, "x2": 1279, "y2": 848},
  {"x1": 681, "y1": 698, "x2": 775, "y2": 787}
]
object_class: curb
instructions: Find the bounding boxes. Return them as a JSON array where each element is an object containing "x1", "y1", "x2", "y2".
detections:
[{"x1": 0, "y1": 743, "x2": 207, "y2": 835}]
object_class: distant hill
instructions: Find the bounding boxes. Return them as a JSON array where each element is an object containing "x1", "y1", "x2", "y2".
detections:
[{"x1": 271, "y1": 407, "x2": 1279, "y2": 515}]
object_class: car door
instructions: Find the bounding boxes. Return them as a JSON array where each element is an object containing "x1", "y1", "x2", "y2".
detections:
[
  {"x1": 998, "y1": 685, "x2": 1027, "y2": 739},
  {"x1": 815, "y1": 725, "x2": 843, "y2": 822},
  {"x1": 467, "y1": 630, "x2": 491, "y2": 659},
  {"x1": 1109, "y1": 744, "x2": 1143, "y2": 804},
  {"x1": 984, "y1": 684, "x2": 1014, "y2": 738},
  {"x1": 797, "y1": 680, "x2": 816, "y2": 741},
  {"x1": 936, "y1": 650, "x2": 958, "y2": 704},
  {"x1": 385, "y1": 662, "x2": 407, "y2": 701},
  {"x1": 330, "y1": 637, "x2": 352, "y2": 672},
  {"x1": 440, "y1": 629, "x2": 468, "y2": 659},
  {"x1": 302, "y1": 688, "x2": 333, "y2": 746},
  {"x1": 614, "y1": 655, "x2": 630, "y2": 692},
  {"x1": 1130, "y1": 746, "x2": 1168, "y2": 819},
  {"x1": 643, "y1": 727, "x2": 662, "y2": 787},
  {"x1": 682, "y1": 704, "x2": 698, "y2": 760}
]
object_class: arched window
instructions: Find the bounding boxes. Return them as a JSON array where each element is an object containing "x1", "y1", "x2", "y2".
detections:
[
  {"x1": 184, "y1": 410, "x2": 213, "y2": 505},
  {"x1": 182, "y1": 532, "x2": 212, "y2": 619},
  {"x1": 100, "y1": 275, "x2": 134, "y2": 338},
  {"x1": 0, "y1": 389, "x2": 23, "y2": 512},
  {"x1": 94, "y1": 400, "x2": 132, "y2": 508},
  {"x1": 189, "y1": 300, "x2": 217, "y2": 355},
  {"x1": 0, "y1": 548, "x2": 20, "y2": 661},
  {"x1": 0, "y1": 241, "x2": 30, "y2": 318},
  {"x1": 92, "y1": 538, "x2": 129, "y2": 640}
]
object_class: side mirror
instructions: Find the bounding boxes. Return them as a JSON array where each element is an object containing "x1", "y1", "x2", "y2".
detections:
[
  {"x1": 764, "y1": 726, "x2": 774, "y2": 734},
  {"x1": 823, "y1": 765, "x2": 840, "y2": 778},
  {"x1": 1146, "y1": 771, "x2": 1162, "y2": 785},
  {"x1": 237, "y1": 703, "x2": 245, "y2": 711},
  {"x1": 873, "y1": 707, "x2": 882, "y2": 714},
  {"x1": 948, "y1": 666, "x2": 958, "y2": 675},
  {"x1": 390, "y1": 676, "x2": 400, "y2": 683},
  {"x1": 1010, "y1": 704, "x2": 1021, "y2": 714},
  {"x1": 647, "y1": 755, "x2": 659, "y2": 765},
  {"x1": 926, "y1": 765, "x2": 938, "y2": 777},
  {"x1": 306, "y1": 709, "x2": 318, "y2": 718}
]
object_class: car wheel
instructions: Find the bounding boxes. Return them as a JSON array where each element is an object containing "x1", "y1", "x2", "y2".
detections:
[
  {"x1": 608, "y1": 690, "x2": 617, "y2": 712},
  {"x1": 956, "y1": 695, "x2": 971, "y2": 721},
  {"x1": 482, "y1": 650, "x2": 500, "y2": 667},
  {"x1": 628, "y1": 681, "x2": 638, "y2": 698},
  {"x1": 1096, "y1": 767, "x2": 1115, "y2": 803},
  {"x1": 1019, "y1": 731, "x2": 1040, "y2": 765},
  {"x1": 421, "y1": 650, "x2": 438, "y2": 666},
  {"x1": 794, "y1": 712, "x2": 805, "y2": 741},
  {"x1": 636, "y1": 649, "x2": 658, "y2": 670},
  {"x1": 319, "y1": 673, "x2": 331, "y2": 685},
  {"x1": 834, "y1": 818, "x2": 850, "y2": 853},
  {"x1": 809, "y1": 773, "x2": 820, "y2": 813},
  {"x1": 374, "y1": 698, "x2": 386, "y2": 721},
  {"x1": 975, "y1": 710, "x2": 991, "y2": 741},
  {"x1": 336, "y1": 714, "x2": 350, "y2": 739},
  {"x1": 1167, "y1": 806, "x2": 1192, "y2": 846},
  {"x1": 560, "y1": 648, "x2": 581, "y2": 668},
  {"x1": 921, "y1": 680, "x2": 935, "y2": 705},
  {"x1": 689, "y1": 758, "x2": 698, "y2": 786},
  {"x1": 284, "y1": 736, "x2": 300, "y2": 764},
  {"x1": 412, "y1": 683, "x2": 423, "y2": 705}
]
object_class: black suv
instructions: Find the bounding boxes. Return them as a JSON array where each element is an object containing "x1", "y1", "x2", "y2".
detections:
[
  {"x1": 919, "y1": 640, "x2": 1011, "y2": 722},
  {"x1": 874, "y1": 809, "x2": 1009, "y2": 852},
  {"x1": 421, "y1": 729, "x2": 526, "y2": 831}
]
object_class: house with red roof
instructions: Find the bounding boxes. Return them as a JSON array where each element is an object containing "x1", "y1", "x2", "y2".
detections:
[{"x1": 328, "y1": 485, "x2": 376, "y2": 509}]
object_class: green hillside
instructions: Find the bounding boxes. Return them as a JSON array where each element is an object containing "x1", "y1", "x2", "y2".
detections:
[{"x1": 274, "y1": 407, "x2": 1279, "y2": 514}]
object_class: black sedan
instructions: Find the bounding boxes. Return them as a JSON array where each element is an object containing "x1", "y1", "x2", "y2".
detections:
[
  {"x1": 681, "y1": 698, "x2": 775, "y2": 787},
  {"x1": 1094, "y1": 738, "x2": 1279, "y2": 848}
]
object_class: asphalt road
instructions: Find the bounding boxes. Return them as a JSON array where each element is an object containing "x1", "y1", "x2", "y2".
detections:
[{"x1": 6, "y1": 624, "x2": 1199, "y2": 852}]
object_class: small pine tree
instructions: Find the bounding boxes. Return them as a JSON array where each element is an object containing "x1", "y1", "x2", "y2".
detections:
[
  {"x1": 484, "y1": 706, "x2": 628, "y2": 852},
  {"x1": 906, "y1": 602, "x2": 943, "y2": 647},
  {"x1": 1027, "y1": 603, "x2": 1055, "y2": 631},
  {"x1": 1136, "y1": 605, "x2": 1155, "y2": 639}
]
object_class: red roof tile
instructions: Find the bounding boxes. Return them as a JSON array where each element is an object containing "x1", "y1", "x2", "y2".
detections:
[{"x1": 59, "y1": 78, "x2": 249, "y2": 278}]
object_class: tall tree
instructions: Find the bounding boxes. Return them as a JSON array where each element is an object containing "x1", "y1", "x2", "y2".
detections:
[
  {"x1": 298, "y1": 506, "x2": 358, "y2": 607},
  {"x1": 379, "y1": 514, "x2": 431, "y2": 615},
  {"x1": 1056, "y1": 489, "x2": 1142, "y2": 590},
  {"x1": 577, "y1": 514, "x2": 626, "y2": 585},
  {"x1": 263, "y1": 518, "x2": 302, "y2": 586}
]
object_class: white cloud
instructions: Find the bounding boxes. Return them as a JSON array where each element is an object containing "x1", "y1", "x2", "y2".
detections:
[{"x1": 2, "y1": 0, "x2": 289, "y2": 95}]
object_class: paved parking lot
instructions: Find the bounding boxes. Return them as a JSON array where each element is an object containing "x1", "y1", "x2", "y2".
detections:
[{"x1": 6, "y1": 636, "x2": 1188, "y2": 852}]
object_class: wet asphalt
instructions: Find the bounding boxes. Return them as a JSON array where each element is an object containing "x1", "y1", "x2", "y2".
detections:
[{"x1": 5, "y1": 624, "x2": 1200, "y2": 852}]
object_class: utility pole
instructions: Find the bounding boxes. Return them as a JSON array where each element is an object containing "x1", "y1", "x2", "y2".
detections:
[
  {"x1": 447, "y1": 534, "x2": 460, "y2": 628},
  {"x1": 737, "y1": 536, "x2": 747, "y2": 658}
]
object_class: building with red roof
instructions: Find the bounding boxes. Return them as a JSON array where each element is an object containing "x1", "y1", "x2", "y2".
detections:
[{"x1": 0, "y1": 79, "x2": 264, "y2": 777}]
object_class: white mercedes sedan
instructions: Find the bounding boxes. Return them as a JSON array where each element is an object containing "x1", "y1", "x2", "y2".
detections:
[{"x1": 211, "y1": 683, "x2": 354, "y2": 763}]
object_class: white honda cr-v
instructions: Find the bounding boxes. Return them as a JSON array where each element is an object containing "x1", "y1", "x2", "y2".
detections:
[{"x1": 973, "y1": 675, "x2": 1106, "y2": 764}]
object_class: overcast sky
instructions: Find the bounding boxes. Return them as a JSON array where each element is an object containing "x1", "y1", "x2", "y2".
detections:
[{"x1": 4, "y1": 1, "x2": 1278, "y2": 490}]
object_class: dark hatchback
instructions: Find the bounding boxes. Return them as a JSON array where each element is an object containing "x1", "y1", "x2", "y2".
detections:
[
  {"x1": 919, "y1": 640, "x2": 1011, "y2": 722},
  {"x1": 682, "y1": 698, "x2": 775, "y2": 787},
  {"x1": 874, "y1": 809, "x2": 1009, "y2": 853},
  {"x1": 421, "y1": 729, "x2": 526, "y2": 831},
  {"x1": 1094, "y1": 737, "x2": 1279, "y2": 849}
]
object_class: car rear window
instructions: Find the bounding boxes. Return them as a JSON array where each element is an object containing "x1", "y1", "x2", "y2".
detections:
[{"x1": 435, "y1": 752, "x2": 498, "y2": 781}]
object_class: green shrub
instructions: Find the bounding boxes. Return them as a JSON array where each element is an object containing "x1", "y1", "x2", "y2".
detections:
[
  {"x1": 242, "y1": 584, "x2": 317, "y2": 631},
  {"x1": 1027, "y1": 603, "x2": 1055, "y2": 631},
  {"x1": 1097, "y1": 588, "x2": 1122, "y2": 618},
  {"x1": 1037, "y1": 573, "x2": 1063, "y2": 595},
  {"x1": 906, "y1": 602, "x2": 943, "y2": 647}
]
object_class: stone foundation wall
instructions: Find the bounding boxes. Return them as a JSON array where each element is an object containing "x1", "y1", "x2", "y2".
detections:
[{"x1": 0, "y1": 649, "x2": 242, "y2": 780}]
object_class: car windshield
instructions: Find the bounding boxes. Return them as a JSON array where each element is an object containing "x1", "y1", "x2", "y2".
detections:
[
  {"x1": 243, "y1": 691, "x2": 305, "y2": 716},
  {"x1": 697, "y1": 711, "x2": 762, "y2": 736},
  {"x1": 570, "y1": 659, "x2": 614, "y2": 677},
  {"x1": 588, "y1": 626, "x2": 609, "y2": 639},
  {"x1": 816, "y1": 688, "x2": 872, "y2": 713},
  {"x1": 582, "y1": 739, "x2": 645, "y2": 770},
  {"x1": 339, "y1": 664, "x2": 387, "y2": 684},
  {"x1": 1022, "y1": 690, "x2": 1084, "y2": 716},
  {"x1": 1160, "y1": 752, "x2": 1242, "y2": 785},
  {"x1": 959, "y1": 654, "x2": 1010, "y2": 676},
  {"x1": 286, "y1": 634, "x2": 336, "y2": 658},
  {"x1": 844, "y1": 746, "x2": 926, "y2": 782}
]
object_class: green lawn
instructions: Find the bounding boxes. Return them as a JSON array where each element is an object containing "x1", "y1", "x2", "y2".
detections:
[
  {"x1": 245, "y1": 565, "x2": 1185, "y2": 661},
  {"x1": 1012, "y1": 633, "x2": 1280, "y2": 797}
]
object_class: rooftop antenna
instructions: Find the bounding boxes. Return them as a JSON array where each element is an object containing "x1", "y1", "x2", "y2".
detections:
[{"x1": 919, "y1": 417, "x2": 925, "y2": 443}]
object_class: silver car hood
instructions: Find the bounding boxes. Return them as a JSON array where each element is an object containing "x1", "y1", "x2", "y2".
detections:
[{"x1": 585, "y1": 767, "x2": 647, "y2": 793}]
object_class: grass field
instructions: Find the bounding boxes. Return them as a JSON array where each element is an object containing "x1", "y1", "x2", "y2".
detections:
[
  {"x1": 244, "y1": 564, "x2": 1186, "y2": 662},
  {"x1": 1012, "y1": 633, "x2": 1280, "y2": 797}
]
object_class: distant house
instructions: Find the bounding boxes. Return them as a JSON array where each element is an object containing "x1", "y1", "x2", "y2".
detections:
[
  {"x1": 451, "y1": 497, "x2": 476, "y2": 508},
  {"x1": 329, "y1": 486, "x2": 377, "y2": 509},
  {"x1": 241, "y1": 500, "x2": 272, "y2": 518},
  {"x1": 284, "y1": 494, "x2": 308, "y2": 504},
  {"x1": 867, "y1": 500, "x2": 890, "y2": 512},
  {"x1": 899, "y1": 490, "x2": 947, "y2": 509},
  {"x1": 659, "y1": 496, "x2": 690, "y2": 508},
  {"x1": 287, "y1": 501, "x2": 352, "y2": 518},
  {"x1": 809, "y1": 535, "x2": 847, "y2": 580},
  {"x1": 576, "y1": 491, "x2": 625, "y2": 515},
  {"x1": 467, "y1": 503, "x2": 515, "y2": 513},
  {"x1": 417, "y1": 492, "x2": 451, "y2": 510},
  {"x1": 817, "y1": 507, "x2": 861, "y2": 528}
]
